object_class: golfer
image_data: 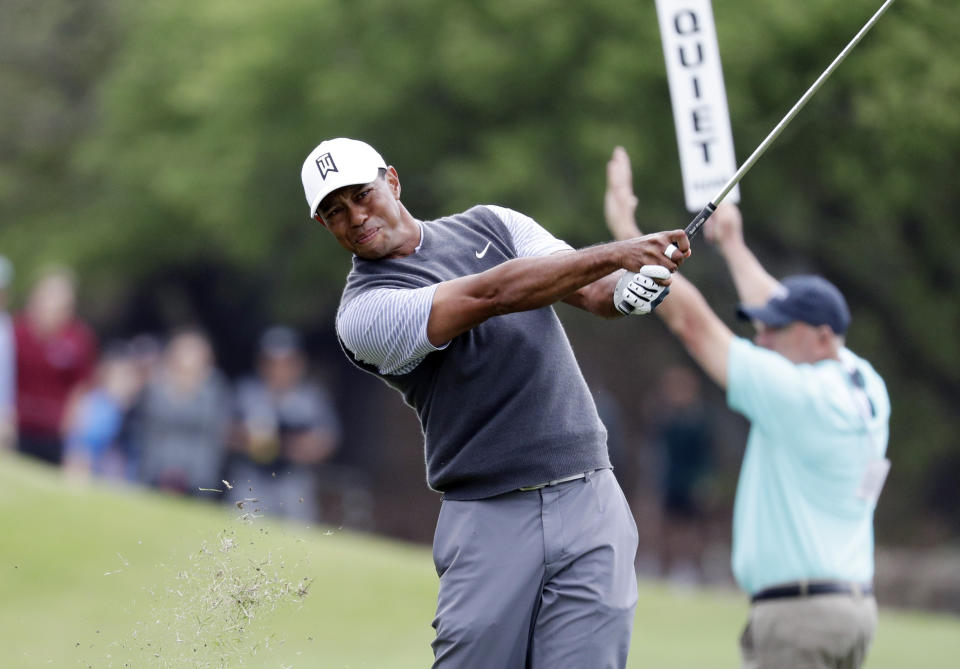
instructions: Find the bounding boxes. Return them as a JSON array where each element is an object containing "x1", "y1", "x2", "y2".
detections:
[
  {"x1": 300, "y1": 138, "x2": 689, "y2": 668},
  {"x1": 605, "y1": 147, "x2": 890, "y2": 669}
]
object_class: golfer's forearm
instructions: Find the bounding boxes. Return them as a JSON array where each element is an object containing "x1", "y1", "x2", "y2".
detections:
[
  {"x1": 506, "y1": 227, "x2": 685, "y2": 315},
  {"x1": 485, "y1": 246, "x2": 624, "y2": 313},
  {"x1": 427, "y1": 245, "x2": 625, "y2": 345},
  {"x1": 562, "y1": 271, "x2": 624, "y2": 318},
  {"x1": 719, "y1": 240, "x2": 781, "y2": 307}
]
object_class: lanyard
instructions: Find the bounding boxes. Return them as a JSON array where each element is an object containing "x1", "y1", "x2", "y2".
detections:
[{"x1": 843, "y1": 360, "x2": 890, "y2": 504}]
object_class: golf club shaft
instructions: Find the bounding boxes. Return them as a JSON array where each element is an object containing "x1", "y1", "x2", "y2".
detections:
[{"x1": 681, "y1": 0, "x2": 897, "y2": 243}]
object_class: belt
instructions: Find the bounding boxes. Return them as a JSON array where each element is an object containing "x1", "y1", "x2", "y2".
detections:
[
  {"x1": 751, "y1": 581, "x2": 873, "y2": 604},
  {"x1": 518, "y1": 471, "x2": 592, "y2": 492}
]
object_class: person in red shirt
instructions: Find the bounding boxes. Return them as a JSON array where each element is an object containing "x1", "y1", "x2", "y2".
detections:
[{"x1": 14, "y1": 268, "x2": 98, "y2": 465}]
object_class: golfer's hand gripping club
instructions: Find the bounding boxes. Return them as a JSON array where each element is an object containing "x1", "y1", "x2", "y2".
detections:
[
  {"x1": 664, "y1": 202, "x2": 717, "y2": 261},
  {"x1": 614, "y1": 265, "x2": 672, "y2": 316}
]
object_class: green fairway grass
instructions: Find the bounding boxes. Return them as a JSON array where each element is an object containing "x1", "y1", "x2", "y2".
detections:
[{"x1": 1, "y1": 454, "x2": 957, "y2": 668}]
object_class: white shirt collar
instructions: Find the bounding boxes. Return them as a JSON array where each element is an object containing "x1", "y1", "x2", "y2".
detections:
[{"x1": 413, "y1": 220, "x2": 425, "y2": 253}]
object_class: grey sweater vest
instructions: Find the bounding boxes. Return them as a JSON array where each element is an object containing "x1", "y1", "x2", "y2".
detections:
[{"x1": 339, "y1": 205, "x2": 609, "y2": 500}]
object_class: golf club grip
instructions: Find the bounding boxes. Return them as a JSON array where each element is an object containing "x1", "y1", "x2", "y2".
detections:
[
  {"x1": 665, "y1": 202, "x2": 717, "y2": 260},
  {"x1": 684, "y1": 202, "x2": 717, "y2": 242}
]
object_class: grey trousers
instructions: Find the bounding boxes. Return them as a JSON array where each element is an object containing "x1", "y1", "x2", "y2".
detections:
[
  {"x1": 740, "y1": 594, "x2": 878, "y2": 669},
  {"x1": 431, "y1": 468, "x2": 639, "y2": 669}
]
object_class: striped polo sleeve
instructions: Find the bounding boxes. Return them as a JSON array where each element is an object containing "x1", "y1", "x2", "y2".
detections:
[
  {"x1": 337, "y1": 207, "x2": 572, "y2": 375},
  {"x1": 336, "y1": 283, "x2": 445, "y2": 376}
]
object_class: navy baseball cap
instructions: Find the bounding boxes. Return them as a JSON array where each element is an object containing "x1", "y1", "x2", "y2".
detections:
[{"x1": 736, "y1": 275, "x2": 851, "y2": 335}]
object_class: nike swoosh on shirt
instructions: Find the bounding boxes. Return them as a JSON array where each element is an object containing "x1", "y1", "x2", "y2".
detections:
[{"x1": 475, "y1": 242, "x2": 492, "y2": 259}]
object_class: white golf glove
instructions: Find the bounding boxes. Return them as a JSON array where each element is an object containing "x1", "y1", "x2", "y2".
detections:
[{"x1": 613, "y1": 265, "x2": 671, "y2": 316}]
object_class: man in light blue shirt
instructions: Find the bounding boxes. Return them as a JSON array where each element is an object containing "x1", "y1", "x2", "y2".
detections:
[
  {"x1": 605, "y1": 147, "x2": 889, "y2": 669},
  {"x1": 728, "y1": 334, "x2": 889, "y2": 598}
]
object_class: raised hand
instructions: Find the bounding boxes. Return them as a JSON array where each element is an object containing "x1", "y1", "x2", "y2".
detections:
[{"x1": 604, "y1": 146, "x2": 641, "y2": 241}]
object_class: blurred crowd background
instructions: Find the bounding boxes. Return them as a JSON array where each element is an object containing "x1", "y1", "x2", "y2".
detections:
[
  {"x1": 0, "y1": 262, "x2": 367, "y2": 526},
  {"x1": 1, "y1": 0, "x2": 957, "y2": 612},
  {"x1": 0, "y1": 257, "x2": 728, "y2": 580}
]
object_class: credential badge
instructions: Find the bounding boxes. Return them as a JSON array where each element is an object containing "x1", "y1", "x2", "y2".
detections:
[{"x1": 316, "y1": 152, "x2": 338, "y2": 180}]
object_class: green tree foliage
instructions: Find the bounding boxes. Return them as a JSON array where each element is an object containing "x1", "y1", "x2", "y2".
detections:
[
  {"x1": 0, "y1": 0, "x2": 956, "y2": 539},
  {"x1": 0, "y1": 0, "x2": 118, "y2": 270}
]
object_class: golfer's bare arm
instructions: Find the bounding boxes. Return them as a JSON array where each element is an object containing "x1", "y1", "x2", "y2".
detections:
[
  {"x1": 558, "y1": 263, "x2": 625, "y2": 316},
  {"x1": 427, "y1": 230, "x2": 689, "y2": 345},
  {"x1": 603, "y1": 147, "x2": 731, "y2": 388}
]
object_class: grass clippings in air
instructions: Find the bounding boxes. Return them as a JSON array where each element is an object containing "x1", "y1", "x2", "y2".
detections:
[{"x1": 99, "y1": 512, "x2": 313, "y2": 668}]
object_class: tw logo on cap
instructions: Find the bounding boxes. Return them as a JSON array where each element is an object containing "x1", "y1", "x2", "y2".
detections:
[{"x1": 315, "y1": 152, "x2": 338, "y2": 180}]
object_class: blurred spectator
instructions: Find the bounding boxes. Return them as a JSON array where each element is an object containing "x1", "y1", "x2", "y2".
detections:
[
  {"x1": 62, "y1": 343, "x2": 142, "y2": 481},
  {"x1": 127, "y1": 333, "x2": 164, "y2": 379},
  {"x1": 0, "y1": 256, "x2": 14, "y2": 450},
  {"x1": 133, "y1": 329, "x2": 230, "y2": 495},
  {"x1": 226, "y1": 326, "x2": 341, "y2": 522},
  {"x1": 115, "y1": 333, "x2": 164, "y2": 478},
  {"x1": 14, "y1": 267, "x2": 98, "y2": 465},
  {"x1": 653, "y1": 365, "x2": 715, "y2": 583}
]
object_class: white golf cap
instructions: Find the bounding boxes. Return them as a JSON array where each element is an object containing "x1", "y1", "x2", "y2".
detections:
[{"x1": 301, "y1": 138, "x2": 387, "y2": 218}]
